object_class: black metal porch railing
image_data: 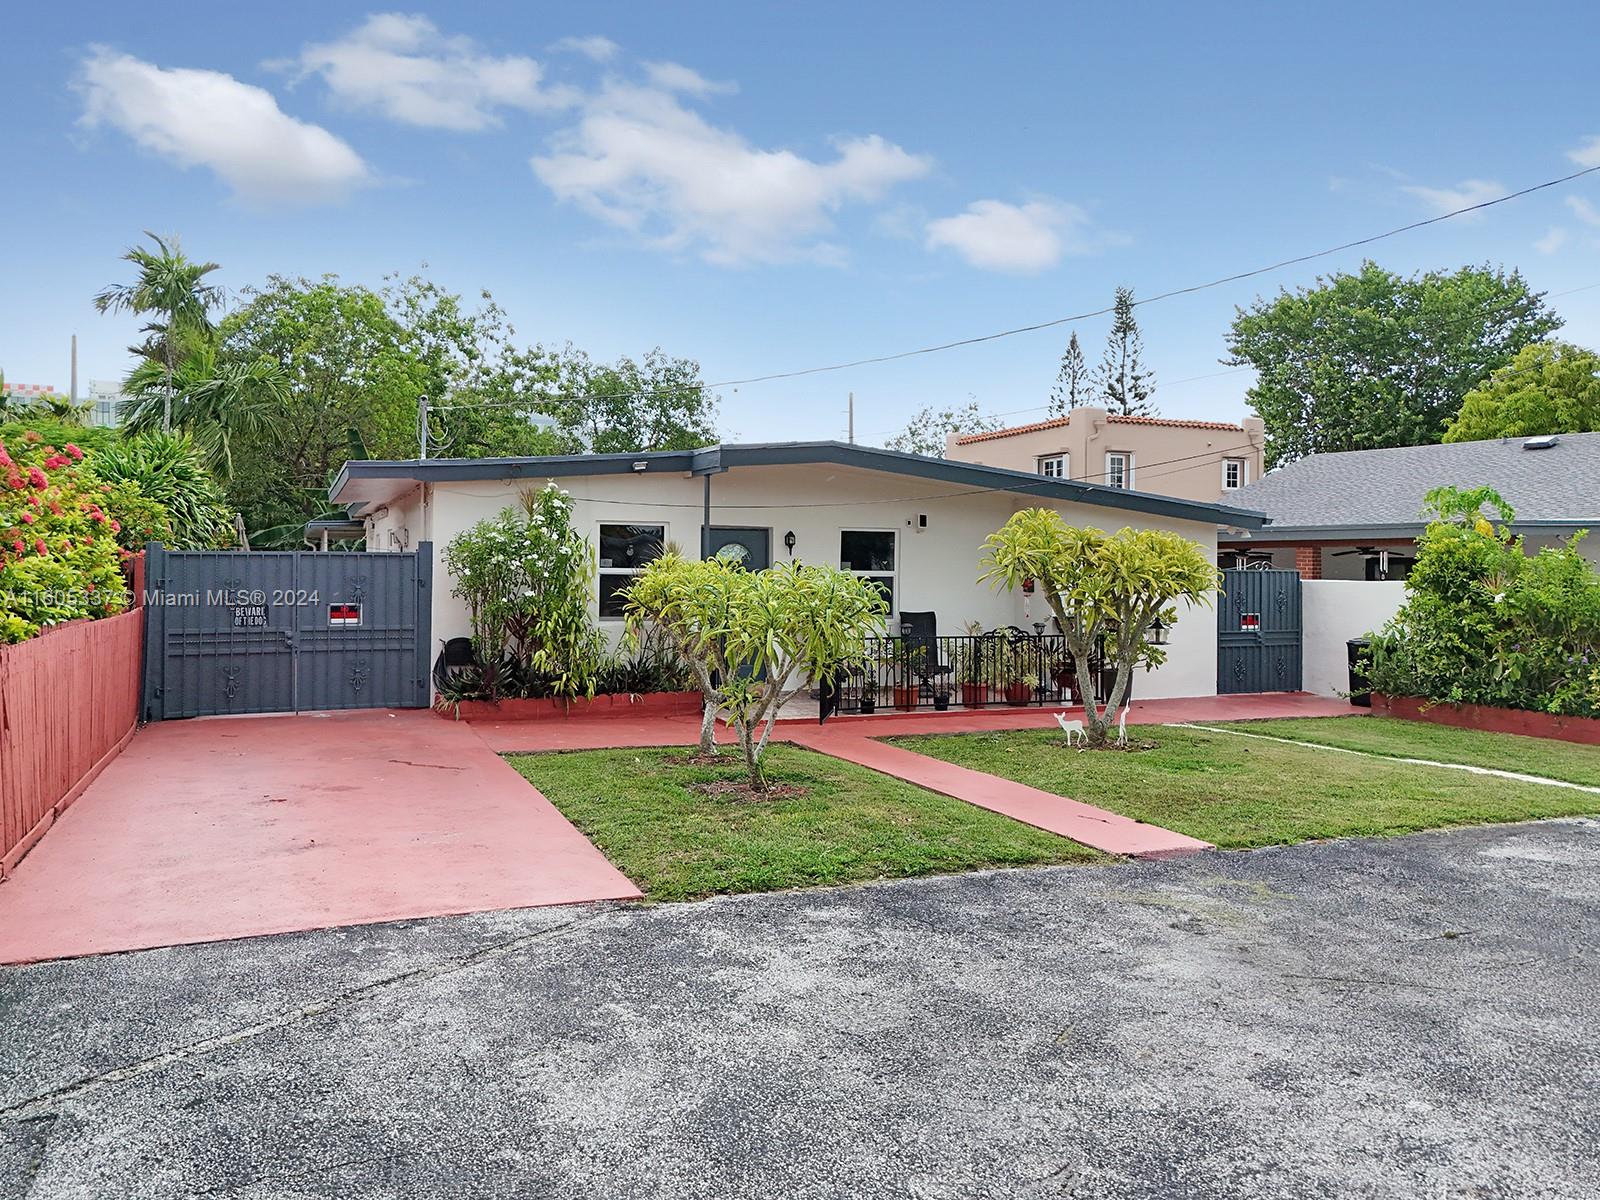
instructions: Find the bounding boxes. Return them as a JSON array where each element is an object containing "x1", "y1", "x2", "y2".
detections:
[{"x1": 824, "y1": 630, "x2": 1124, "y2": 716}]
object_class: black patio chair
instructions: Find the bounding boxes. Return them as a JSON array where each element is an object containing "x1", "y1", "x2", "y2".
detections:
[
  {"x1": 898, "y1": 611, "x2": 953, "y2": 698},
  {"x1": 432, "y1": 636, "x2": 479, "y2": 695}
]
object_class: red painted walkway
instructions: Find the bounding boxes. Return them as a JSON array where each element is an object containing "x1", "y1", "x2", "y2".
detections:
[
  {"x1": 0, "y1": 711, "x2": 640, "y2": 965},
  {"x1": 783, "y1": 727, "x2": 1211, "y2": 858}
]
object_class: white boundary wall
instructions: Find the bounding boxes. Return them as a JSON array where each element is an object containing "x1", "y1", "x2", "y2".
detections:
[{"x1": 1301, "y1": 580, "x2": 1406, "y2": 697}]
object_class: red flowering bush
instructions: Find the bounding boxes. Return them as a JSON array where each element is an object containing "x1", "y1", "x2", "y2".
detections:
[{"x1": 0, "y1": 433, "x2": 129, "y2": 643}]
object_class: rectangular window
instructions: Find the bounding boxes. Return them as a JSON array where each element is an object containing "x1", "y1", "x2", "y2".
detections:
[
  {"x1": 840, "y1": 529, "x2": 896, "y2": 611},
  {"x1": 1105, "y1": 452, "x2": 1133, "y2": 489},
  {"x1": 598, "y1": 523, "x2": 666, "y2": 617},
  {"x1": 1037, "y1": 454, "x2": 1067, "y2": 478},
  {"x1": 1222, "y1": 457, "x2": 1247, "y2": 490}
]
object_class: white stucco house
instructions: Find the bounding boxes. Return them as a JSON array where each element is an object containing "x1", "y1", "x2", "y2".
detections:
[{"x1": 328, "y1": 441, "x2": 1269, "y2": 701}]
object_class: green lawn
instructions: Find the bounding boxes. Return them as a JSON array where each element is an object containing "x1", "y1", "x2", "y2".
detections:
[
  {"x1": 889, "y1": 721, "x2": 1600, "y2": 849},
  {"x1": 1208, "y1": 715, "x2": 1600, "y2": 787},
  {"x1": 508, "y1": 743, "x2": 1103, "y2": 901}
]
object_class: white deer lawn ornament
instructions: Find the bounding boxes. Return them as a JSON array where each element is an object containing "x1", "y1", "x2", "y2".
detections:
[
  {"x1": 1116, "y1": 704, "x2": 1131, "y2": 745},
  {"x1": 1054, "y1": 711, "x2": 1086, "y2": 746}
]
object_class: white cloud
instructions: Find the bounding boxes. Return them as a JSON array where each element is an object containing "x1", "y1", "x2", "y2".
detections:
[
  {"x1": 531, "y1": 82, "x2": 930, "y2": 265},
  {"x1": 642, "y1": 61, "x2": 736, "y2": 96},
  {"x1": 1535, "y1": 226, "x2": 1570, "y2": 255},
  {"x1": 77, "y1": 48, "x2": 371, "y2": 206},
  {"x1": 925, "y1": 198, "x2": 1100, "y2": 273},
  {"x1": 1400, "y1": 178, "x2": 1505, "y2": 217},
  {"x1": 1566, "y1": 194, "x2": 1600, "y2": 227},
  {"x1": 552, "y1": 35, "x2": 619, "y2": 62},
  {"x1": 291, "y1": 13, "x2": 575, "y2": 130},
  {"x1": 1568, "y1": 136, "x2": 1600, "y2": 168}
]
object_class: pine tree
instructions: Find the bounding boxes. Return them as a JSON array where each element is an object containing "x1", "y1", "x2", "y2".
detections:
[
  {"x1": 1048, "y1": 332, "x2": 1089, "y2": 417},
  {"x1": 1094, "y1": 286, "x2": 1157, "y2": 416}
]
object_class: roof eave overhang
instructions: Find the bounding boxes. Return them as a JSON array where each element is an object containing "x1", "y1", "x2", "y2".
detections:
[
  {"x1": 330, "y1": 441, "x2": 1269, "y2": 529},
  {"x1": 1221, "y1": 519, "x2": 1595, "y2": 543}
]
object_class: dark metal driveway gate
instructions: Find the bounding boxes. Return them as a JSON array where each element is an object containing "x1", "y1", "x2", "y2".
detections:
[
  {"x1": 1217, "y1": 567, "x2": 1302, "y2": 694},
  {"x1": 141, "y1": 544, "x2": 432, "y2": 720}
]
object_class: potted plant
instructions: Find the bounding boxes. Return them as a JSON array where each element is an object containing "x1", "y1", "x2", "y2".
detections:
[
  {"x1": 1005, "y1": 669, "x2": 1039, "y2": 707},
  {"x1": 954, "y1": 639, "x2": 990, "y2": 708},
  {"x1": 1049, "y1": 653, "x2": 1082, "y2": 703},
  {"x1": 893, "y1": 642, "x2": 924, "y2": 710}
]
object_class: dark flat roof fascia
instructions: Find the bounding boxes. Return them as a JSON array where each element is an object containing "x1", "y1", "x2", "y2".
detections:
[
  {"x1": 1220, "y1": 519, "x2": 1594, "y2": 544},
  {"x1": 331, "y1": 441, "x2": 1268, "y2": 528}
]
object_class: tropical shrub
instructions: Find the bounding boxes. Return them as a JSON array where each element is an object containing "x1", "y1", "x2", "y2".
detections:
[
  {"x1": 979, "y1": 511, "x2": 1219, "y2": 745},
  {"x1": 0, "y1": 432, "x2": 130, "y2": 643},
  {"x1": 444, "y1": 482, "x2": 605, "y2": 700},
  {"x1": 87, "y1": 433, "x2": 236, "y2": 549},
  {"x1": 1366, "y1": 486, "x2": 1600, "y2": 716},
  {"x1": 624, "y1": 555, "x2": 889, "y2": 789}
]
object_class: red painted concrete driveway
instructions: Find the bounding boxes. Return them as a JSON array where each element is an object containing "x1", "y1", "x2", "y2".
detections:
[{"x1": 0, "y1": 711, "x2": 639, "y2": 964}]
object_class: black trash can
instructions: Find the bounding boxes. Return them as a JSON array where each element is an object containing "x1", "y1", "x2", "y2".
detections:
[{"x1": 1347, "y1": 638, "x2": 1372, "y2": 708}]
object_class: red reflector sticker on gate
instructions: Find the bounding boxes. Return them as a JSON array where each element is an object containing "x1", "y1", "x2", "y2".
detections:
[
  {"x1": 329, "y1": 603, "x2": 362, "y2": 626},
  {"x1": 1240, "y1": 612, "x2": 1261, "y2": 631}
]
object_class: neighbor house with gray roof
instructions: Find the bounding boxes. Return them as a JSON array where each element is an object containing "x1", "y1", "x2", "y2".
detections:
[{"x1": 1217, "y1": 432, "x2": 1600, "y2": 580}]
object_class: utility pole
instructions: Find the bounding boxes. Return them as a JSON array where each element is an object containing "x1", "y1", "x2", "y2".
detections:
[
  {"x1": 847, "y1": 392, "x2": 855, "y2": 444},
  {"x1": 70, "y1": 335, "x2": 78, "y2": 404},
  {"x1": 418, "y1": 394, "x2": 429, "y2": 460}
]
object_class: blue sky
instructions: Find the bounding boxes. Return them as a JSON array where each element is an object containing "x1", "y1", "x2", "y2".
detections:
[{"x1": 4, "y1": 1, "x2": 1600, "y2": 445}]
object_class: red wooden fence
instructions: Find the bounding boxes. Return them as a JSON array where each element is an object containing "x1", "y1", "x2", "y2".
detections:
[{"x1": 0, "y1": 607, "x2": 144, "y2": 877}]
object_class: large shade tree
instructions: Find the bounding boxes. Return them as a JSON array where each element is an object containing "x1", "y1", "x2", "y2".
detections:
[
  {"x1": 979, "y1": 510, "x2": 1219, "y2": 746},
  {"x1": 1444, "y1": 341, "x2": 1600, "y2": 443},
  {"x1": 885, "y1": 400, "x2": 1002, "y2": 457},
  {"x1": 1227, "y1": 261, "x2": 1561, "y2": 466}
]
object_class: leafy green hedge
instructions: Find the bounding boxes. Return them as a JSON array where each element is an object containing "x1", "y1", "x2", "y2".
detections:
[{"x1": 1367, "y1": 486, "x2": 1600, "y2": 717}]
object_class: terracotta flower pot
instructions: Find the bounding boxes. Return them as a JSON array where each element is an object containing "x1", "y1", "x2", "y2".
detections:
[
  {"x1": 893, "y1": 685, "x2": 918, "y2": 711},
  {"x1": 1004, "y1": 682, "x2": 1033, "y2": 706},
  {"x1": 959, "y1": 683, "x2": 988, "y2": 708}
]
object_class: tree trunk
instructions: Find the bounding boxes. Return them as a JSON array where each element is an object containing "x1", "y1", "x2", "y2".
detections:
[
  {"x1": 736, "y1": 717, "x2": 767, "y2": 791},
  {"x1": 698, "y1": 695, "x2": 719, "y2": 757}
]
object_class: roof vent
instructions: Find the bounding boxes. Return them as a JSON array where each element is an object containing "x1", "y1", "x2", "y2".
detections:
[{"x1": 1522, "y1": 434, "x2": 1560, "y2": 450}]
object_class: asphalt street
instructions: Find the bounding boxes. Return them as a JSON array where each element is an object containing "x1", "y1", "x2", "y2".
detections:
[{"x1": 2, "y1": 818, "x2": 1596, "y2": 1199}]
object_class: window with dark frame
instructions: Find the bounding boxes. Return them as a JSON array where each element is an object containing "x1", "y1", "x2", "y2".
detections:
[
  {"x1": 598, "y1": 523, "x2": 666, "y2": 617},
  {"x1": 840, "y1": 529, "x2": 896, "y2": 611}
]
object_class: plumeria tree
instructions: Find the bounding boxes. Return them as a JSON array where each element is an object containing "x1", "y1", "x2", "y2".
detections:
[
  {"x1": 0, "y1": 433, "x2": 130, "y2": 643},
  {"x1": 979, "y1": 510, "x2": 1219, "y2": 746},
  {"x1": 625, "y1": 556, "x2": 888, "y2": 789},
  {"x1": 622, "y1": 553, "x2": 739, "y2": 756},
  {"x1": 444, "y1": 482, "x2": 604, "y2": 699}
]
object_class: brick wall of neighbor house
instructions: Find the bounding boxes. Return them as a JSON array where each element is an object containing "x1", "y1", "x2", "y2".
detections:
[
  {"x1": 0, "y1": 608, "x2": 144, "y2": 877},
  {"x1": 945, "y1": 405, "x2": 1266, "y2": 503},
  {"x1": 401, "y1": 463, "x2": 1224, "y2": 702}
]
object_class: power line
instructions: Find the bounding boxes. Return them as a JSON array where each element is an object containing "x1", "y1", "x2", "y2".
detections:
[{"x1": 435, "y1": 163, "x2": 1600, "y2": 413}]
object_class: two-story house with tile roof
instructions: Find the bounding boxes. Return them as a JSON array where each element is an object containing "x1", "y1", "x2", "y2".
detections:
[{"x1": 944, "y1": 405, "x2": 1266, "y2": 504}]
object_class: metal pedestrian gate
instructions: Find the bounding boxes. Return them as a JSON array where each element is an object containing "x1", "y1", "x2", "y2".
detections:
[
  {"x1": 141, "y1": 544, "x2": 432, "y2": 720},
  {"x1": 1217, "y1": 568, "x2": 1302, "y2": 694}
]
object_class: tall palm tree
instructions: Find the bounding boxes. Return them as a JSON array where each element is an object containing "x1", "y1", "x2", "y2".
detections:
[
  {"x1": 120, "y1": 335, "x2": 287, "y2": 480},
  {"x1": 93, "y1": 232, "x2": 225, "y2": 431}
]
